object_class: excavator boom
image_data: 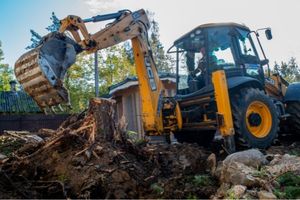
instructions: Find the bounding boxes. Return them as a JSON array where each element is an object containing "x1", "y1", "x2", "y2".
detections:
[
  {"x1": 15, "y1": 10, "x2": 148, "y2": 110},
  {"x1": 15, "y1": 9, "x2": 168, "y2": 135}
]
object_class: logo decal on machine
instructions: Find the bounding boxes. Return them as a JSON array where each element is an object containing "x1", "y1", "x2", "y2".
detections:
[{"x1": 144, "y1": 56, "x2": 157, "y2": 91}]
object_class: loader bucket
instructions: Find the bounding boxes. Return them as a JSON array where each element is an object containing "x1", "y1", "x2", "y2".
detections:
[{"x1": 14, "y1": 32, "x2": 80, "y2": 109}]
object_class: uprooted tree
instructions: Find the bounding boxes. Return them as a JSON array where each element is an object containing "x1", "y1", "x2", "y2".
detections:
[{"x1": 0, "y1": 98, "x2": 215, "y2": 199}]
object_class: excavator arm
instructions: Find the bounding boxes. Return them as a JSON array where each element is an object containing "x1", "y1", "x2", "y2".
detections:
[{"x1": 15, "y1": 9, "x2": 170, "y2": 135}]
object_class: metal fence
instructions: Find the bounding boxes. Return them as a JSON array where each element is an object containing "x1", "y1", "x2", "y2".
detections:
[{"x1": 0, "y1": 114, "x2": 70, "y2": 132}]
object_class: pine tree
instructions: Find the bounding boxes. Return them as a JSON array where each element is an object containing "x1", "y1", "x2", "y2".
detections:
[
  {"x1": 46, "y1": 12, "x2": 60, "y2": 32},
  {"x1": 0, "y1": 41, "x2": 3, "y2": 62},
  {"x1": 27, "y1": 12, "x2": 59, "y2": 49},
  {"x1": 147, "y1": 11, "x2": 174, "y2": 73},
  {"x1": 273, "y1": 57, "x2": 300, "y2": 83},
  {"x1": 26, "y1": 30, "x2": 43, "y2": 49}
]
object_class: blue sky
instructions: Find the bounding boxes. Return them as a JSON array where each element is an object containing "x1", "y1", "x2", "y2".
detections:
[
  {"x1": 0, "y1": 0, "x2": 87, "y2": 66},
  {"x1": 1, "y1": 0, "x2": 300, "y2": 68}
]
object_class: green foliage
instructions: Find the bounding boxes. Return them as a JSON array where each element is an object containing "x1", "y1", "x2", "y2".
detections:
[
  {"x1": 252, "y1": 167, "x2": 268, "y2": 178},
  {"x1": 226, "y1": 188, "x2": 237, "y2": 200},
  {"x1": 98, "y1": 44, "x2": 136, "y2": 94},
  {"x1": 57, "y1": 174, "x2": 69, "y2": 182},
  {"x1": 193, "y1": 174, "x2": 215, "y2": 187},
  {"x1": 0, "y1": 64, "x2": 14, "y2": 91},
  {"x1": 0, "y1": 41, "x2": 14, "y2": 91},
  {"x1": 147, "y1": 11, "x2": 174, "y2": 73},
  {"x1": 273, "y1": 57, "x2": 300, "y2": 83},
  {"x1": 187, "y1": 193, "x2": 198, "y2": 199},
  {"x1": 150, "y1": 183, "x2": 164, "y2": 195},
  {"x1": 289, "y1": 149, "x2": 300, "y2": 156},
  {"x1": 274, "y1": 172, "x2": 300, "y2": 199},
  {"x1": 65, "y1": 44, "x2": 136, "y2": 113},
  {"x1": 0, "y1": 41, "x2": 3, "y2": 61},
  {"x1": 64, "y1": 53, "x2": 95, "y2": 113}
]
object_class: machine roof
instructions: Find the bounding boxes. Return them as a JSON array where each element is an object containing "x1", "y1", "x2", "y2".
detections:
[{"x1": 174, "y1": 22, "x2": 250, "y2": 46}]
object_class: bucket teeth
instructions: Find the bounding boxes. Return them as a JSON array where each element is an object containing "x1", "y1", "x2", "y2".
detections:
[{"x1": 14, "y1": 32, "x2": 77, "y2": 109}]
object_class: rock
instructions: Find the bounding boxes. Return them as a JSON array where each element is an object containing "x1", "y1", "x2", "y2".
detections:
[
  {"x1": 267, "y1": 154, "x2": 300, "y2": 175},
  {"x1": 179, "y1": 155, "x2": 191, "y2": 169},
  {"x1": 219, "y1": 161, "x2": 260, "y2": 186},
  {"x1": 206, "y1": 153, "x2": 217, "y2": 175},
  {"x1": 258, "y1": 190, "x2": 277, "y2": 199},
  {"x1": 231, "y1": 185, "x2": 247, "y2": 198},
  {"x1": 223, "y1": 149, "x2": 268, "y2": 168},
  {"x1": 213, "y1": 183, "x2": 231, "y2": 199},
  {"x1": 0, "y1": 153, "x2": 7, "y2": 160},
  {"x1": 229, "y1": 185, "x2": 247, "y2": 199},
  {"x1": 216, "y1": 149, "x2": 270, "y2": 188},
  {"x1": 214, "y1": 161, "x2": 223, "y2": 178}
]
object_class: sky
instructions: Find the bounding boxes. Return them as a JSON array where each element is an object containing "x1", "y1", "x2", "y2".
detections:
[{"x1": 1, "y1": 0, "x2": 300, "y2": 68}]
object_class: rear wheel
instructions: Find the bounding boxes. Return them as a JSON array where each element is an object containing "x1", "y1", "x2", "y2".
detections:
[
  {"x1": 231, "y1": 88, "x2": 279, "y2": 149},
  {"x1": 286, "y1": 101, "x2": 300, "y2": 132}
]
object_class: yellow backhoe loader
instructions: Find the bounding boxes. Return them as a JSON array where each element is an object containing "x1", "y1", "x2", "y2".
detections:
[{"x1": 15, "y1": 9, "x2": 300, "y2": 152}]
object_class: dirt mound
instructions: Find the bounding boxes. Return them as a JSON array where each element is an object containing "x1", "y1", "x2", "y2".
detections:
[{"x1": 0, "y1": 98, "x2": 216, "y2": 199}]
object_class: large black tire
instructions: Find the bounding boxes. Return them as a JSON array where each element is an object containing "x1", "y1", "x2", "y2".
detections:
[
  {"x1": 231, "y1": 88, "x2": 279, "y2": 149},
  {"x1": 286, "y1": 101, "x2": 300, "y2": 132}
]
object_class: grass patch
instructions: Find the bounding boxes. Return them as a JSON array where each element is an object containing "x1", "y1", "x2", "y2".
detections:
[
  {"x1": 57, "y1": 174, "x2": 69, "y2": 182},
  {"x1": 150, "y1": 183, "x2": 164, "y2": 195},
  {"x1": 226, "y1": 188, "x2": 237, "y2": 200},
  {"x1": 274, "y1": 172, "x2": 300, "y2": 199},
  {"x1": 289, "y1": 149, "x2": 300, "y2": 156},
  {"x1": 193, "y1": 174, "x2": 215, "y2": 187},
  {"x1": 253, "y1": 167, "x2": 269, "y2": 178}
]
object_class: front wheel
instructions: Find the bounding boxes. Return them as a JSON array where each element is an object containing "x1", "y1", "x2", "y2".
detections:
[{"x1": 231, "y1": 88, "x2": 279, "y2": 149}]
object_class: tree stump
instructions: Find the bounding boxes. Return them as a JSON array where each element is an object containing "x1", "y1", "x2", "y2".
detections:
[{"x1": 87, "y1": 98, "x2": 118, "y2": 142}]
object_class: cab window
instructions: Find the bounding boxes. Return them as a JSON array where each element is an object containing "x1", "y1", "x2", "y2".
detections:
[
  {"x1": 207, "y1": 27, "x2": 236, "y2": 71},
  {"x1": 237, "y1": 28, "x2": 259, "y2": 64}
]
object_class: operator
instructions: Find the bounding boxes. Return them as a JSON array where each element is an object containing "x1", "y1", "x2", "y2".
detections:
[
  {"x1": 186, "y1": 47, "x2": 206, "y2": 92},
  {"x1": 191, "y1": 47, "x2": 206, "y2": 77}
]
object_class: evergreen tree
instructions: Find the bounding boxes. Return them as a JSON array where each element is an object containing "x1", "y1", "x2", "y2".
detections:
[
  {"x1": 0, "y1": 41, "x2": 3, "y2": 62},
  {"x1": 27, "y1": 12, "x2": 59, "y2": 49},
  {"x1": 26, "y1": 30, "x2": 43, "y2": 49},
  {"x1": 273, "y1": 57, "x2": 300, "y2": 83},
  {"x1": 147, "y1": 11, "x2": 174, "y2": 73}
]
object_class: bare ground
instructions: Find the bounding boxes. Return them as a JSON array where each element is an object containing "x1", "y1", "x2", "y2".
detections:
[{"x1": 0, "y1": 98, "x2": 299, "y2": 199}]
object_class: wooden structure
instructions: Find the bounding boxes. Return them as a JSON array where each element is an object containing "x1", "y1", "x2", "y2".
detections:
[{"x1": 109, "y1": 74, "x2": 176, "y2": 138}]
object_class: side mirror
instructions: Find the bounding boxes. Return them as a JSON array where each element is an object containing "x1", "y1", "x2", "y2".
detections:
[{"x1": 265, "y1": 29, "x2": 272, "y2": 40}]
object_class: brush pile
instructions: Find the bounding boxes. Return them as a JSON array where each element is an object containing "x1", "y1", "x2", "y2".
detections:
[{"x1": 0, "y1": 98, "x2": 216, "y2": 199}]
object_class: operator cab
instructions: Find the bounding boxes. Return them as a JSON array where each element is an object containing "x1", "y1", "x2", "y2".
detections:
[{"x1": 172, "y1": 23, "x2": 266, "y2": 96}]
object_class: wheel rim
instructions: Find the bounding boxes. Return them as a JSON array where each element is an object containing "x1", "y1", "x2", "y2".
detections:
[{"x1": 246, "y1": 101, "x2": 272, "y2": 138}]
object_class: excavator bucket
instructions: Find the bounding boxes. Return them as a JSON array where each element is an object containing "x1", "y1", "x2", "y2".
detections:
[{"x1": 15, "y1": 32, "x2": 81, "y2": 110}]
